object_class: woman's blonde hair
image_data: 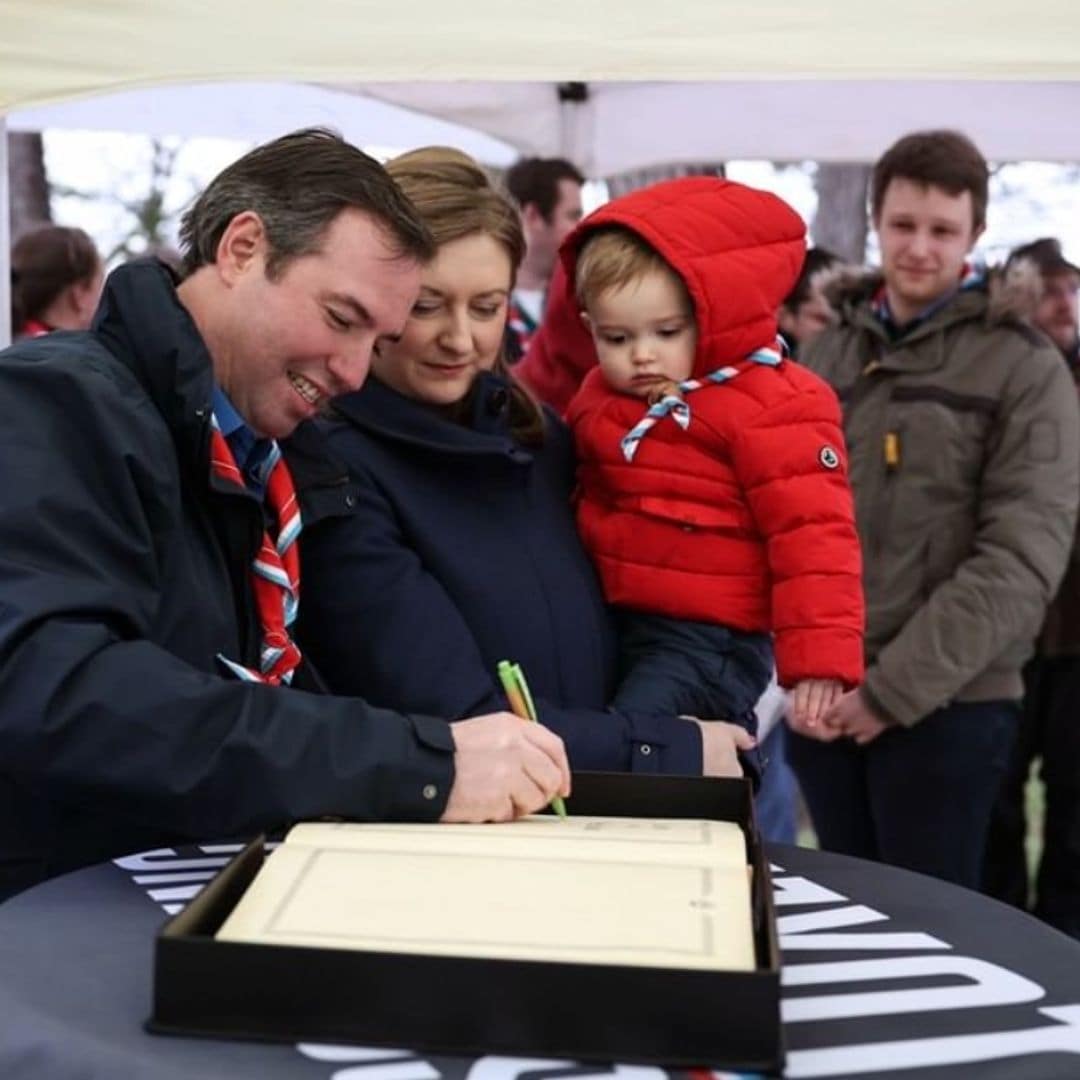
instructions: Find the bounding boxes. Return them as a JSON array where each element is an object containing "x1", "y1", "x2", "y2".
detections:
[{"x1": 385, "y1": 147, "x2": 545, "y2": 443}]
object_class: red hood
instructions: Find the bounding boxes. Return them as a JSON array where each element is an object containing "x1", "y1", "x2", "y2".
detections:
[{"x1": 556, "y1": 177, "x2": 806, "y2": 379}]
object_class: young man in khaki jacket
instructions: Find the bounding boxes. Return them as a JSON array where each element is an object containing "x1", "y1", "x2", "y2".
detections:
[{"x1": 792, "y1": 130, "x2": 1080, "y2": 889}]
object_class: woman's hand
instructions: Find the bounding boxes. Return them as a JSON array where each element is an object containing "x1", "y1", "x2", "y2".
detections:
[{"x1": 687, "y1": 719, "x2": 756, "y2": 777}]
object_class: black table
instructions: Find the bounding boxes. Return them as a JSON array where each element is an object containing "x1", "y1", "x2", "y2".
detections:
[{"x1": 1, "y1": 842, "x2": 1078, "y2": 1079}]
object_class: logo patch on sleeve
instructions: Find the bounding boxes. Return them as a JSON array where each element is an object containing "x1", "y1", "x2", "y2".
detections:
[{"x1": 819, "y1": 445, "x2": 840, "y2": 469}]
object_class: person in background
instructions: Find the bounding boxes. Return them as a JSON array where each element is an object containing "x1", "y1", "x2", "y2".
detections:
[
  {"x1": 778, "y1": 246, "x2": 843, "y2": 358},
  {"x1": 559, "y1": 176, "x2": 864, "y2": 757},
  {"x1": 0, "y1": 129, "x2": 570, "y2": 901},
  {"x1": 10, "y1": 224, "x2": 103, "y2": 338},
  {"x1": 794, "y1": 130, "x2": 1080, "y2": 889},
  {"x1": 286, "y1": 147, "x2": 754, "y2": 780},
  {"x1": 514, "y1": 254, "x2": 598, "y2": 413},
  {"x1": 984, "y1": 237, "x2": 1080, "y2": 938},
  {"x1": 503, "y1": 157, "x2": 584, "y2": 361}
]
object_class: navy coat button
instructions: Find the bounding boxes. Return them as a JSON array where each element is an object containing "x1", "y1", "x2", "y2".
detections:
[{"x1": 422, "y1": 784, "x2": 439, "y2": 800}]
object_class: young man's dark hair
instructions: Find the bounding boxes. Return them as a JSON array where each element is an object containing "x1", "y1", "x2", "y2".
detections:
[
  {"x1": 504, "y1": 157, "x2": 586, "y2": 221},
  {"x1": 179, "y1": 127, "x2": 435, "y2": 278},
  {"x1": 870, "y1": 129, "x2": 989, "y2": 231}
]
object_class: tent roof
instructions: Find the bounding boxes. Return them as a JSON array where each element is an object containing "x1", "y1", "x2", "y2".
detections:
[
  {"x1": 4, "y1": 0, "x2": 1080, "y2": 115},
  {"x1": 14, "y1": 79, "x2": 1080, "y2": 174}
]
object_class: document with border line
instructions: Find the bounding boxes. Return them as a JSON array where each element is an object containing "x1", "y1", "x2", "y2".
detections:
[{"x1": 216, "y1": 815, "x2": 755, "y2": 971}]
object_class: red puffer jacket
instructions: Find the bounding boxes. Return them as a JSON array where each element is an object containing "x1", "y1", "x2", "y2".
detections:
[{"x1": 562, "y1": 178, "x2": 865, "y2": 688}]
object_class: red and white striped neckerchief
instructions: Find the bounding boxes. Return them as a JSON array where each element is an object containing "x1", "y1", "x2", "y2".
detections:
[
  {"x1": 209, "y1": 417, "x2": 303, "y2": 686},
  {"x1": 507, "y1": 296, "x2": 539, "y2": 356},
  {"x1": 620, "y1": 339, "x2": 786, "y2": 462}
]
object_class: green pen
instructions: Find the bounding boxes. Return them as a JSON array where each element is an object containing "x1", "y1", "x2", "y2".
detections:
[{"x1": 496, "y1": 660, "x2": 568, "y2": 818}]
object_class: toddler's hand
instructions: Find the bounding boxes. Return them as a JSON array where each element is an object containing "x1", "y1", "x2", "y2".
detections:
[{"x1": 790, "y1": 679, "x2": 844, "y2": 733}]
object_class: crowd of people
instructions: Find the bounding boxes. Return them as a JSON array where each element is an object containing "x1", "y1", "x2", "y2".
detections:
[{"x1": 2, "y1": 125, "x2": 1078, "y2": 944}]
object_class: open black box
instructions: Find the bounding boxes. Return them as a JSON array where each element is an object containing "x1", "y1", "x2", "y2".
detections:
[{"x1": 148, "y1": 771, "x2": 783, "y2": 1072}]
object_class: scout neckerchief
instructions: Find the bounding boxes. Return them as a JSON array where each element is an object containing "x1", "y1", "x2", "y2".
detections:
[
  {"x1": 620, "y1": 339, "x2": 786, "y2": 463},
  {"x1": 210, "y1": 416, "x2": 303, "y2": 685}
]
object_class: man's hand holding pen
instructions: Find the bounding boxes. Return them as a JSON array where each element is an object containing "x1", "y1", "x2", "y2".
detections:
[{"x1": 442, "y1": 713, "x2": 571, "y2": 823}]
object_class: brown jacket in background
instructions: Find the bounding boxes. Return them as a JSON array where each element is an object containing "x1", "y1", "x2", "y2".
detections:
[{"x1": 803, "y1": 269, "x2": 1080, "y2": 727}]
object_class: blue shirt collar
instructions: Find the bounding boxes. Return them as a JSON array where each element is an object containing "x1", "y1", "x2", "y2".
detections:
[
  {"x1": 211, "y1": 386, "x2": 274, "y2": 497},
  {"x1": 873, "y1": 264, "x2": 986, "y2": 340}
]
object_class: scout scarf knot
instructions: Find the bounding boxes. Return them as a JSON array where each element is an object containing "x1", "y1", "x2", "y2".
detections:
[
  {"x1": 209, "y1": 417, "x2": 303, "y2": 685},
  {"x1": 620, "y1": 340, "x2": 785, "y2": 462}
]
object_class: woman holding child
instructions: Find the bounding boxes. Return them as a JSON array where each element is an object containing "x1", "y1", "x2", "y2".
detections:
[{"x1": 285, "y1": 147, "x2": 754, "y2": 777}]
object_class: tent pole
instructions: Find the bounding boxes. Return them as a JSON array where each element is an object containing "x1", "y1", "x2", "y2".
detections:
[
  {"x1": 0, "y1": 116, "x2": 10, "y2": 347},
  {"x1": 556, "y1": 82, "x2": 592, "y2": 176}
]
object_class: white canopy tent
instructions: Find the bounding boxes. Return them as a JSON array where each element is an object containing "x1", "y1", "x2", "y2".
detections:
[
  {"x1": 6, "y1": 83, "x2": 520, "y2": 167},
  {"x1": 12, "y1": 79, "x2": 1080, "y2": 176},
  {"x1": 4, "y1": 0, "x2": 1080, "y2": 342}
]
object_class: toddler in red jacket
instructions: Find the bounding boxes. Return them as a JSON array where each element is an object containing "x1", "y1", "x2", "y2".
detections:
[{"x1": 561, "y1": 177, "x2": 865, "y2": 732}]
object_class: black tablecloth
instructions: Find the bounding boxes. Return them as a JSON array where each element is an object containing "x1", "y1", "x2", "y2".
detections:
[{"x1": 1, "y1": 842, "x2": 1078, "y2": 1079}]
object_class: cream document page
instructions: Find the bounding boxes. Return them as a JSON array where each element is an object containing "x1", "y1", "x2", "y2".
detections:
[{"x1": 216, "y1": 815, "x2": 755, "y2": 971}]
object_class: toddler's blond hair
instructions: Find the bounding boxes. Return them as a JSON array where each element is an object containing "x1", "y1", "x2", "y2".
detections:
[{"x1": 574, "y1": 227, "x2": 690, "y2": 313}]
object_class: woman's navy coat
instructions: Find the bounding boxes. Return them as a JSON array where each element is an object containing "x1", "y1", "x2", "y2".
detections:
[{"x1": 286, "y1": 373, "x2": 704, "y2": 775}]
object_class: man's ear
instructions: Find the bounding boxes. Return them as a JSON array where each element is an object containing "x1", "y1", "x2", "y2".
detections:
[
  {"x1": 521, "y1": 202, "x2": 547, "y2": 232},
  {"x1": 215, "y1": 211, "x2": 268, "y2": 283},
  {"x1": 579, "y1": 310, "x2": 592, "y2": 331},
  {"x1": 969, "y1": 222, "x2": 986, "y2": 252}
]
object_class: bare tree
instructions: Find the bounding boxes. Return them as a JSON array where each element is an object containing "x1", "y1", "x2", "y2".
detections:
[
  {"x1": 52, "y1": 137, "x2": 183, "y2": 263},
  {"x1": 812, "y1": 163, "x2": 871, "y2": 264},
  {"x1": 7, "y1": 132, "x2": 51, "y2": 238}
]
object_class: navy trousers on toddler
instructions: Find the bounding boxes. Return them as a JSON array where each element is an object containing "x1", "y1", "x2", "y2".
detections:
[{"x1": 612, "y1": 611, "x2": 773, "y2": 783}]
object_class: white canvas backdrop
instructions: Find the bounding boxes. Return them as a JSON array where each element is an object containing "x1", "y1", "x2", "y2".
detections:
[
  {"x1": 4, "y1": 0, "x2": 1080, "y2": 110},
  {"x1": 13, "y1": 79, "x2": 1080, "y2": 176},
  {"x1": 5, "y1": 0, "x2": 1080, "y2": 341}
]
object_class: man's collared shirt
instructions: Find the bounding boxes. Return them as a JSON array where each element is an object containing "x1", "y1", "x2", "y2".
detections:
[
  {"x1": 873, "y1": 264, "x2": 985, "y2": 342},
  {"x1": 211, "y1": 386, "x2": 274, "y2": 499}
]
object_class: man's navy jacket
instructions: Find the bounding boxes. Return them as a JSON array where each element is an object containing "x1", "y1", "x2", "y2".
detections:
[{"x1": 0, "y1": 261, "x2": 454, "y2": 899}]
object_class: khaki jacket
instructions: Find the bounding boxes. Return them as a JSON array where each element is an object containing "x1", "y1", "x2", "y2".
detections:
[{"x1": 803, "y1": 270, "x2": 1080, "y2": 726}]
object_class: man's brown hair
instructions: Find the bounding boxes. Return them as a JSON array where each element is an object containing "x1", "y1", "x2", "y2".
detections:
[
  {"x1": 871, "y1": 130, "x2": 989, "y2": 231},
  {"x1": 179, "y1": 127, "x2": 434, "y2": 278},
  {"x1": 505, "y1": 157, "x2": 585, "y2": 222}
]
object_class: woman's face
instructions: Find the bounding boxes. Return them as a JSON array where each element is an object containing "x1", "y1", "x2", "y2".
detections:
[{"x1": 372, "y1": 232, "x2": 512, "y2": 407}]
